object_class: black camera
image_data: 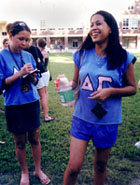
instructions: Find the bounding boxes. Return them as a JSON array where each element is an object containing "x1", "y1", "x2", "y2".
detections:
[
  {"x1": 91, "y1": 102, "x2": 107, "y2": 119},
  {"x1": 20, "y1": 77, "x2": 30, "y2": 92},
  {"x1": 20, "y1": 69, "x2": 40, "y2": 92}
]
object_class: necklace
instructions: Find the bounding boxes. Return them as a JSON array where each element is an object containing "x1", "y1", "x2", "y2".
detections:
[
  {"x1": 8, "y1": 46, "x2": 31, "y2": 92},
  {"x1": 8, "y1": 45, "x2": 25, "y2": 70},
  {"x1": 94, "y1": 52, "x2": 106, "y2": 67}
]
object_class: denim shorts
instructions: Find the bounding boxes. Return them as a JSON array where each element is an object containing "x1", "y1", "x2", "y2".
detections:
[{"x1": 70, "y1": 116, "x2": 118, "y2": 149}]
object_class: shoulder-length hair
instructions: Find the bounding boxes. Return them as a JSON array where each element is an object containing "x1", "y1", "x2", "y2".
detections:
[
  {"x1": 79, "y1": 10, "x2": 127, "y2": 69},
  {"x1": 37, "y1": 38, "x2": 46, "y2": 49}
]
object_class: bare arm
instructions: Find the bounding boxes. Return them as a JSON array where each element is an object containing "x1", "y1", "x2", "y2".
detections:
[
  {"x1": 5, "y1": 63, "x2": 34, "y2": 85},
  {"x1": 88, "y1": 62, "x2": 137, "y2": 101},
  {"x1": 41, "y1": 49, "x2": 48, "y2": 63},
  {"x1": 71, "y1": 65, "x2": 79, "y2": 89}
]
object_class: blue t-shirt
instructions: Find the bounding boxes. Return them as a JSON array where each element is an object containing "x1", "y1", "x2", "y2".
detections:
[
  {"x1": 73, "y1": 48, "x2": 136, "y2": 125},
  {"x1": 0, "y1": 49, "x2": 40, "y2": 106}
]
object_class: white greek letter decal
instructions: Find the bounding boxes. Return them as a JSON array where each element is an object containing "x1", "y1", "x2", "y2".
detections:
[
  {"x1": 97, "y1": 76, "x2": 112, "y2": 90},
  {"x1": 13, "y1": 67, "x2": 19, "y2": 74},
  {"x1": 81, "y1": 75, "x2": 94, "y2": 91}
]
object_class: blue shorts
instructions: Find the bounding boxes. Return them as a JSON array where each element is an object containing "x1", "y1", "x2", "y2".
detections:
[{"x1": 70, "y1": 116, "x2": 118, "y2": 149}]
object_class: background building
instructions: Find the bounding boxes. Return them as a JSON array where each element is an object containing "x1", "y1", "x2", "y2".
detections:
[
  {"x1": 0, "y1": 21, "x2": 8, "y2": 49},
  {"x1": 0, "y1": 0, "x2": 140, "y2": 52},
  {"x1": 119, "y1": 0, "x2": 140, "y2": 51}
]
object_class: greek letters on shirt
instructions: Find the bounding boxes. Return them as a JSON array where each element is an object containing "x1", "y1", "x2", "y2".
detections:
[
  {"x1": 13, "y1": 67, "x2": 19, "y2": 75},
  {"x1": 81, "y1": 74, "x2": 113, "y2": 91}
]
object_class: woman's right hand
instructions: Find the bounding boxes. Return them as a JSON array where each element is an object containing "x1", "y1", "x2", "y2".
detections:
[
  {"x1": 71, "y1": 80, "x2": 77, "y2": 90},
  {"x1": 88, "y1": 88, "x2": 112, "y2": 101}
]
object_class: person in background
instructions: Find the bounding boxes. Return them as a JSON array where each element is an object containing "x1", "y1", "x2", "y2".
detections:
[
  {"x1": 37, "y1": 38, "x2": 53, "y2": 117},
  {"x1": 2, "y1": 38, "x2": 9, "y2": 49},
  {"x1": 0, "y1": 38, "x2": 9, "y2": 113},
  {"x1": 0, "y1": 38, "x2": 9, "y2": 143},
  {"x1": 0, "y1": 21, "x2": 50, "y2": 185},
  {"x1": 37, "y1": 38, "x2": 49, "y2": 69},
  {"x1": 63, "y1": 10, "x2": 137, "y2": 185},
  {"x1": 25, "y1": 39, "x2": 54, "y2": 122}
]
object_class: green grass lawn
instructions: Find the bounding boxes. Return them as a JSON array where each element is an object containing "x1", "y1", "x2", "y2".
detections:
[{"x1": 0, "y1": 52, "x2": 140, "y2": 185}]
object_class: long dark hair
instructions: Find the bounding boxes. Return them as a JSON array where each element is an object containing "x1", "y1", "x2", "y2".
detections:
[{"x1": 80, "y1": 10, "x2": 127, "y2": 69}]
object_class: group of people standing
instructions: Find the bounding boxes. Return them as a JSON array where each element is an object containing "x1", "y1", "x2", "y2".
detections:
[{"x1": 0, "y1": 10, "x2": 138, "y2": 185}]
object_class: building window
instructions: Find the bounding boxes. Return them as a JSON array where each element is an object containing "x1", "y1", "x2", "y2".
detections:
[
  {"x1": 68, "y1": 28, "x2": 74, "y2": 30},
  {"x1": 2, "y1": 32, "x2": 7, "y2": 36},
  {"x1": 31, "y1": 29, "x2": 37, "y2": 31},
  {"x1": 128, "y1": 5, "x2": 134, "y2": 11},
  {"x1": 123, "y1": 18, "x2": 129, "y2": 29},
  {"x1": 122, "y1": 18, "x2": 138, "y2": 30},
  {"x1": 131, "y1": 18, "x2": 138, "y2": 29},
  {"x1": 73, "y1": 41, "x2": 78, "y2": 48},
  {"x1": 58, "y1": 28, "x2": 64, "y2": 30},
  {"x1": 122, "y1": 37, "x2": 136, "y2": 49}
]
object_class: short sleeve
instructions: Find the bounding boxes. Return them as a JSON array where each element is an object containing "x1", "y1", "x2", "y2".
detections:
[
  {"x1": 0, "y1": 54, "x2": 6, "y2": 90},
  {"x1": 121, "y1": 51, "x2": 137, "y2": 74},
  {"x1": 73, "y1": 50, "x2": 81, "y2": 68}
]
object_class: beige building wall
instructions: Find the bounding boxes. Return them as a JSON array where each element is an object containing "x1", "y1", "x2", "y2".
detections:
[
  {"x1": 0, "y1": 21, "x2": 7, "y2": 49},
  {"x1": 0, "y1": 0, "x2": 140, "y2": 52}
]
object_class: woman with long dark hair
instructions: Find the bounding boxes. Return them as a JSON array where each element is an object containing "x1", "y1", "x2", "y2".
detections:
[{"x1": 63, "y1": 10, "x2": 137, "y2": 185}]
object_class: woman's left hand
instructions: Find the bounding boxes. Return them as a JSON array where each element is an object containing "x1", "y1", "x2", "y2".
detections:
[
  {"x1": 28, "y1": 74, "x2": 38, "y2": 85},
  {"x1": 88, "y1": 88, "x2": 112, "y2": 101}
]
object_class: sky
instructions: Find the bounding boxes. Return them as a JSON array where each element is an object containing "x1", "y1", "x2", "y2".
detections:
[{"x1": 0, "y1": 0, "x2": 134, "y2": 29}]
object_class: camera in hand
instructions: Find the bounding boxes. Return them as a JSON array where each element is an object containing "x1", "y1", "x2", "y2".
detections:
[
  {"x1": 20, "y1": 77, "x2": 30, "y2": 92},
  {"x1": 20, "y1": 69, "x2": 40, "y2": 92}
]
